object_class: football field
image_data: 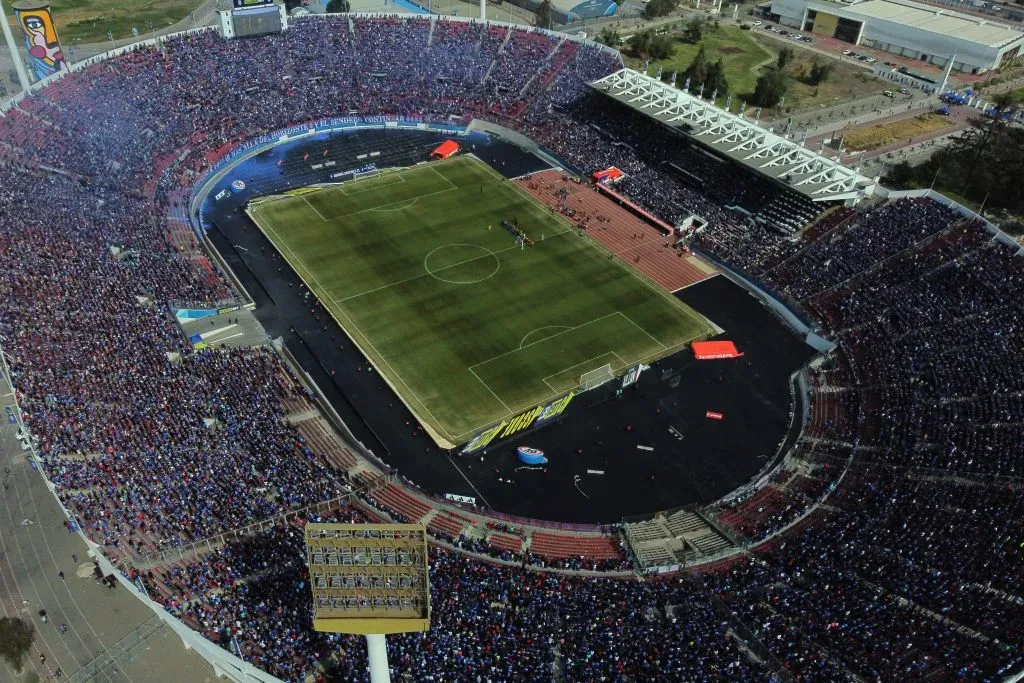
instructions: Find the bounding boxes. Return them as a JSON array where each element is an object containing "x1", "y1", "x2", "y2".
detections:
[{"x1": 247, "y1": 155, "x2": 714, "y2": 446}]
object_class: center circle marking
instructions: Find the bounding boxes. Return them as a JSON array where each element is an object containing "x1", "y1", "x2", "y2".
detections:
[{"x1": 424, "y1": 243, "x2": 500, "y2": 284}]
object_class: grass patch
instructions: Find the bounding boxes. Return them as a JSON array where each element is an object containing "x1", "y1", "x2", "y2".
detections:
[
  {"x1": 249, "y1": 156, "x2": 713, "y2": 446},
  {"x1": 749, "y1": 33, "x2": 885, "y2": 113},
  {"x1": 623, "y1": 25, "x2": 884, "y2": 114},
  {"x1": 625, "y1": 24, "x2": 773, "y2": 98},
  {"x1": 843, "y1": 113, "x2": 952, "y2": 151},
  {"x1": 5, "y1": 0, "x2": 203, "y2": 44}
]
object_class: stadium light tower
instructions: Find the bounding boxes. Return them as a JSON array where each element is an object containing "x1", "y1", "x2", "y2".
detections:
[
  {"x1": 305, "y1": 523, "x2": 431, "y2": 683},
  {"x1": 0, "y1": 0, "x2": 33, "y2": 94},
  {"x1": 480, "y1": 0, "x2": 486, "y2": 21}
]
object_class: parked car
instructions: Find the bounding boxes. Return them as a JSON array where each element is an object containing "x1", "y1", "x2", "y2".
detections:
[
  {"x1": 842, "y1": 49, "x2": 853, "y2": 55},
  {"x1": 883, "y1": 90, "x2": 895, "y2": 98},
  {"x1": 753, "y1": 20, "x2": 762, "y2": 26},
  {"x1": 865, "y1": 56, "x2": 877, "y2": 63}
]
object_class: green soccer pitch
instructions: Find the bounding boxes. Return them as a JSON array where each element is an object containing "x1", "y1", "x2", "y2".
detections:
[{"x1": 247, "y1": 155, "x2": 715, "y2": 447}]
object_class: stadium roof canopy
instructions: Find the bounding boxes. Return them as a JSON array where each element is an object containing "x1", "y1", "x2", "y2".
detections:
[{"x1": 589, "y1": 68, "x2": 877, "y2": 202}]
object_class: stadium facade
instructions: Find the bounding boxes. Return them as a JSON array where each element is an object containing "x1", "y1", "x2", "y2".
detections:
[{"x1": 770, "y1": 0, "x2": 1024, "y2": 72}]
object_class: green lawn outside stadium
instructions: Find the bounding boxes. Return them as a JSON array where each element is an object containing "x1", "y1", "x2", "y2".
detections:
[{"x1": 248, "y1": 156, "x2": 713, "y2": 446}]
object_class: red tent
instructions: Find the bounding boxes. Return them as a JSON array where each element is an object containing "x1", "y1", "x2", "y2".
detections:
[
  {"x1": 692, "y1": 340, "x2": 743, "y2": 360},
  {"x1": 431, "y1": 140, "x2": 460, "y2": 159}
]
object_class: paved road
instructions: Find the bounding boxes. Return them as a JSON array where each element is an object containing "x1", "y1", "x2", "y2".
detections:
[{"x1": 0, "y1": 378, "x2": 216, "y2": 683}]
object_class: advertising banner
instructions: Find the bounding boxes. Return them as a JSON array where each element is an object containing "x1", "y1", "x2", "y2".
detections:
[{"x1": 692, "y1": 340, "x2": 743, "y2": 360}]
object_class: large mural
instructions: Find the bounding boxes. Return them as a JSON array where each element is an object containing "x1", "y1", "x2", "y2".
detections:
[{"x1": 14, "y1": 1, "x2": 65, "y2": 81}]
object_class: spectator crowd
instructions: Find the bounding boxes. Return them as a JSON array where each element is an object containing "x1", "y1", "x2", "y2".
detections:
[{"x1": 0, "y1": 15, "x2": 1021, "y2": 682}]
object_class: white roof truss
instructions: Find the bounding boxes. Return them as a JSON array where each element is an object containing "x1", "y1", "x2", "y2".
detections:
[{"x1": 589, "y1": 68, "x2": 875, "y2": 202}]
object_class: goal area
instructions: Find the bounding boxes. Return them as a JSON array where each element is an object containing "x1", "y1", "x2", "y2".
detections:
[{"x1": 580, "y1": 364, "x2": 615, "y2": 391}]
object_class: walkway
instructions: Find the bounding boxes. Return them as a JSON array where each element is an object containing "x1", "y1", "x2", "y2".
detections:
[{"x1": 0, "y1": 377, "x2": 216, "y2": 682}]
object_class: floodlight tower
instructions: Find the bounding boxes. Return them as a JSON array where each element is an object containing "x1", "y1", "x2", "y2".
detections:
[
  {"x1": 305, "y1": 523, "x2": 431, "y2": 683},
  {"x1": 0, "y1": 0, "x2": 32, "y2": 94}
]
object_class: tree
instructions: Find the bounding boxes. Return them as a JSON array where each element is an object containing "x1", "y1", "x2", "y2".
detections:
[
  {"x1": 776, "y1": 46, "x2": 794, "y2": 71},
  {"x1": 535, "y1": 0, "x2": 555, "y2": 28},
  {"x1": 752, "y1": 69, "x2": 788, "y2": 107},
  {"x1": 0, "y1": 618, "x2": 34, "y2": 673},
  {"x1": 882, "y1": 160, "x2": 916, "y2": 189},
  {"x1": 704, "y1": 58, "x2": 730, "y2": 97},
  {"x1": 644, "y1": 0, "x2": 679, "y2": 18},
  {"x1": 596, "y1": 27, "x2": 621, "y2": 47},
  {"x1": 808, "y1": 59, "x2": 833, "y2": 85},
  {"x1": 627, "y1": 30, "x2": 652, "y2": 57},
  {"x1": 683, "y1": 45, "x2": 709, "y2": 89},
  {"x1": 683, "y1": 16, "x2": 703, "y2": 43},
  {"x1": 625, "y1": 29, "x2": 672, "y2": 60},
  {"x1": 325, "y1": 0, "x2": 349, "y2": 11},
  {"x1": 648, "y1": 34, "x2": 674, "y2": 61}
]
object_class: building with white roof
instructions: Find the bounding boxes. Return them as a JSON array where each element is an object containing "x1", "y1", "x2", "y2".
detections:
[{"x1": 770, "y1": 0, "x2": 1024, "y2": 72}]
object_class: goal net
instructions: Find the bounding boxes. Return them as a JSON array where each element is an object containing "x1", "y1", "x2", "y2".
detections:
[
  {"x1": 352, "y1": 168, "x2": 381, "y2": 181},
  {"x1": 580, "y1": 364, "x2": 614, "y2": 392}
]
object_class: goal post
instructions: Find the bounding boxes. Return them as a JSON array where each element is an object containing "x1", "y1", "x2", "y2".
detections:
[
  {"x1": 352, "y1": 168, "x2": 381, "y2": 181},
  {"x1": 580, "y1": 364, "x2": 614, "y2": 392}
]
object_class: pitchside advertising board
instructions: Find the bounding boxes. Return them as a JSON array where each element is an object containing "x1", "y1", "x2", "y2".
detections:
[{"x1": 462, "y1": 392, "x2": 575, "y2": 453}]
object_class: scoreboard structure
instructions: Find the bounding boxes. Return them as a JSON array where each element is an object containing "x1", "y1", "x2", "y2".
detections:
[{"x1": 217, "y1": 0, "x2": 288, "y2": 39}]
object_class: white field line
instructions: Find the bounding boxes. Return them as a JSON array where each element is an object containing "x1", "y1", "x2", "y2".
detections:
[
  {"x1": 468, "y1": 312, "x2": 623, "y2": 371},
  {"x1": 468, "y1": 366, "x2": 512, "y2": 414},
  {"x1": 333, "y1": 228, "x2": 572, "y2": 305},
  {"x1": 340, "y1": 172, "x2": 406, "y2": 195},
  {"x1": 302, "y1": 195, "x2": 328, "y2": 221},
  {"x1": 427, "y1": 163, "x2": 459, "y2": 191},
  {"x1": 471, "y1": 154, "x2": 717, "y2": 341},
  {"x1": 542, "y1": 351, "x2": 626, "y2": 394},
  {"x1": 301, "y1": 162, "x2": 460, "y2": 222},
  {"x1": 248, "y1": 206, "x2": 457, "y2": 444},
  {"x1": 518, "y1": 325, "x2": 572, "y2": 349},
  {"x1": 618, "y1": 311, "x2": 668, "y2": 350}
]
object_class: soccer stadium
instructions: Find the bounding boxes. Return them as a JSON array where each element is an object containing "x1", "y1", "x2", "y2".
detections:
[{"x1": 0, "y1": 3, "x2": 1022, "y2": 683}]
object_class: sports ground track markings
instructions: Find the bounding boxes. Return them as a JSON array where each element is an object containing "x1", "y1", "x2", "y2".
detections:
[
  {"x1": 518, "y1": 325, "x2": 572, "y2": 349},
  {"x1": 249, "y1": 206, "x2": 458, "y2": 444},
  {"x1": 302, "y1": 163, "x2": 459, "y2": 222},
  {"x1": 423, "y1": 244, "x2": 501, "y2": 285},
  {"x1": 338, "y1": 172, "x2": 406, "y2": 196},
  {"x1": 466, "y1": 311, "x2": 667, "y2": 415},
  {"x1": 541, "y1": 351, "x2": 627, "y2": 394},
  {"x1": 252, "y1": 157, "x2": 711, "y2": 441}
]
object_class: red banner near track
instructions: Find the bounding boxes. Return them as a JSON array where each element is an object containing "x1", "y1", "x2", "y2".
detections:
[
  {"x1": 692, "y1": 340, "x2": 743, "y2": 360},
  {"x1": 592, "y1": 167, "x2": 624, "y2": 183},
  {"x1": 706, "y1": 411, "x2": 724, "y2": 420}
]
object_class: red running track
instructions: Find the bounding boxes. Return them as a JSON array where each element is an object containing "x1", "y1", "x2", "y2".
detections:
[{"x1": 515, "y1": 170, "x2": 716, "y2": 292}]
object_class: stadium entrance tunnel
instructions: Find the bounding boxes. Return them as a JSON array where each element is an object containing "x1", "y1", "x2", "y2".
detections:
[{"x1": 198, "y1": 126, "x2": 817, "y2": 524}]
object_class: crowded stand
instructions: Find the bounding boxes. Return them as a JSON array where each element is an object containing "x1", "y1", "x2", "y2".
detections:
[{"x1": 1, "y1": 14, "x2": 1023, "y2": 682}]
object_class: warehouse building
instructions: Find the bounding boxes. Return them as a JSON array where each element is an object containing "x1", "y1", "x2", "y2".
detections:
[{"x1": 770, "y1": 0, "x2": 1024, "y2": 73}]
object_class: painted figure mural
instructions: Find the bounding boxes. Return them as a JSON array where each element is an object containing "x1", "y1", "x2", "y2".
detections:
[{"x1": 14, "y1": 1, "x2": 65, "y2": 80}]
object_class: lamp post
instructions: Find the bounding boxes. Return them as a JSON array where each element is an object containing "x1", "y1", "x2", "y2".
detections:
[
  {"x1": 305, "y1": 523, "x2": 431, "y2": 683},
  {"x1": 0, "y1": 0, "x2": 32, "y2": 93}
]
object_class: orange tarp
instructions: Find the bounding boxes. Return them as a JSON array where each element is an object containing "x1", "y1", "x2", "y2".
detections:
[
  {"x1": 431, "y1": 140, "x2": 460, "y2": 159},
  {"x1": 692, "y1": 340, "x2": 743, "y2": 360}
]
